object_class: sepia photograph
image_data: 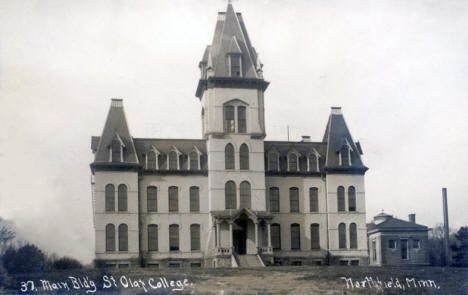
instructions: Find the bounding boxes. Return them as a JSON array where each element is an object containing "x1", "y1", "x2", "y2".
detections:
[{"x1": 0, "y1": 0, "x2": 467, "y2": 294}]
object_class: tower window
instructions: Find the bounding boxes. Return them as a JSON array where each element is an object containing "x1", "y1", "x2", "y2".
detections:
[
  {"x1": 238, "y1": 106, "x2": 246, "y2": 133},
  {"x1": 225, "y1": 143, "x2": 235, "y2": 170},
  {"x1": 337, "y1": 186, "x2": 345, "y2": 212},
  {"x1": 224, "y1": 105, "x2": 235, "y2": 133},
  {"x1": 230, "y1": 55, "x2": 241, "y2": 77},
  {"x1": 338, "y1": 223, "x2": 346, "y2": 249},
  {"x1": 239, "y1": 143, "x2": 249, "y2": 170},
  {"x1": 348, "y1": 186, "x2": 356, "y2": 212},
  {"x1": 111, "y1": 139, "x2": 122, "y2": 162},
  {"x1": 225, "y1": 181, "x2": 237, "y2": 209}
]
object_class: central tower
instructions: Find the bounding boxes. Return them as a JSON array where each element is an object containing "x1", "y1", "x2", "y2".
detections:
[{"x1": 196, "y1": 3, "x2": 271, "y2": 263}]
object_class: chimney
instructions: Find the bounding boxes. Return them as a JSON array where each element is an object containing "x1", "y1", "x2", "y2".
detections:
[
  {"x1": 331, "y1": 106, "x2": 342, "y2": 115},
  {"x1": 408, "y1": 213, "x2": 416, "y2": 223},
  {"x1": 301, "y1": 136, "x2": 311, "y2": 142},
  {"x1": 442, "y1": 188, "x2": 451, "y2": 266}
]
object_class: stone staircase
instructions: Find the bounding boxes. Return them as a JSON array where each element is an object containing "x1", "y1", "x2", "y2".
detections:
[{"x1": 236, "y1": 255, "x2": 265, "y2": 267}]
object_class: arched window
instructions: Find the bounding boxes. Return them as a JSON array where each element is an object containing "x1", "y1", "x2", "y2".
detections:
[
  {"x1": 147, "y1": 151, "x2": 156, "y2": 170},
  {"x1": 111, "y1": 138, "x2": 122, "y2": 162},
  {"x1": 147, "y1": 186, "x2": 157, "y2": 212},
  {"x1": 309, "y1": 153, "x2": 317, "y2": 172},
  {"x1": 348, "y1": 186, "x2": 356, "y2": 212},
  {"x1": 238, "y1": 106, "x2": 246, "y2": 133},
  {"x1": 239, "y1": 144, "x2": 249, "y2": 170},
  {"x1": 288, "y1": 153, "x2": 298, "y2": 172},
  {"x1": 169, "y1": 151, "x2": 178, "y2": 170},
  {"x1": 189, "y1": 151, "x2": 199, "y2": 170},
  {"x1": 340, "y1": 145, "x2": 350, "y2": 166},
  {"x1": 337, "y1": 186, "x2": 345, "y2": 212},
  {"x1": 118, "y1": 184, "x2": 127, "y2": 212},
  {"x1": 291, "y1": 224, "x2": 301, "y2": 250},
  {"x1": 240, "y1": 181, "x2": 251, "y2": 209},
  {"x1": 168, "y1": 186, "x2": 178, "y2": 212},
  {"x1": 271, "y1": 224, "x2": 281, "y2": 250},
  {"x1": 105, "y1": 224, "x2": 115, "y2": 251},
  {"x1": 309, "y1": 187, "x2": 319, "y2": 212},
  {"x1": 350, "y1": 223, "x2": 357, "y2": 249},
  {"x1": 169, "y1": 224, "x2": 179, "y2": 251},
  {"x1": 289, "y1": 187, "x2": 299, "y2": 212},
  {"x1": 269, "y1": 187, "x2": 280, "y2": 212},
  {"x1": 148, "y1": 224, "x2": 158, "y2": 251},
  {"x1": 105, "y1": 184, "x2": 115, "y2": 212},
  {"x1": 118, "y1": 224, "x2": 128, "y2": 251},
  {"x1": 224, "y1": 105, "x2": 235, "y2": 133},
  {"x1": 311, "y1": 224, "x2": 320, "y2": 249},
  {"x1": 268, "y1": 151, "x2": 279, "y2": 171},
  {"x1": 190, "y1": 186, "x2": 200, "y2": 212},
  {"x1": 338, "y1": 223, "x2": 346, "y2": 249},
  {"x1": 190, "y1": 224, "x2": 201, "y2": 251},
  {"x1": 225, "y1": 144, "x2": 235, "y2": 170},
  {"x1": 225, "y1": 181, "x2": 237, "y2": 209}
]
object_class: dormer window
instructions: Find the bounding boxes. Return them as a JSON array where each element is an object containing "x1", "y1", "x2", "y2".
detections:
[
  {"x1": 189, "y1": 146, "x2": 202, "y2": 170},
  {"x1": 229, "y1": 54, "x2": 242, "y2": 77},
  {"x1": 339, "y1": 143, "x2": 352, "y2": 167},
  {"x1": 287, "y1": 151, "x2": 300, "y2": 172},
  {"x1": 268, "y1": 150, "x2": 279, "y2": 171},
  {"x1": 146, "y1": 146, "x2": 160, "y2": 170},
  {"x1": 168, "y1": 146, "x2": 182, "y2": 170},
  {"x1": 110, "y1": 133, "x2": 124, "y2": 162}
]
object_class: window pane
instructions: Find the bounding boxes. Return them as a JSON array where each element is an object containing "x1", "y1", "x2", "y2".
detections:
[
  {"x1": 348, "y1": 186, "x2": 356, "y2": 211},
  {"x1": 309, "y1": 187, "x2": 319, "y2": 212},
  {"x1": 239, "y1": 144, "x2": 249, "y2": 170},
  {"x1": 190, "y1": 187, "x2": 200, "y2": 212},
  {"x1": 169, "y1": 187, "x2": 178, "y2": 212},
  {"x1": 106, "y1": 224, "x2": 115, "y2": 251},
  {"x1": 191, "y1": 224, "x2": 201, "y2": 251},
  {"x1": 105, "y1": 184, "x2": 115, "y2": 212},
  {"x1": 225, "y1": 144, "x2": 235, "y2": 169},
  {"x1": 148, "y1": 225, "x2": 158, "y2": 251},
  {"x1": 349, "y1": 223, "x2": 357, "y2": 249},
  {"x1": 338, "y1": 223, "x2": 346, "y2": 249},
  {"x1": 118, "y1": 224, "x2": 128, "y2": 251},
  {"x1": 269, "y1": 188, "x2": 280, "y2": 212},
  {"x1": 271, "y1": 224, "x2": 281, "y2": 250},
  {"x1": 337, "y1": 186, "x2": 345, "y2": 212},
  {"x1": 169, "y1": 225, "x2": 179, "y2": 251},
  {"x1": 240, "y1": 182, "x2": 251, "y2": 209},
  {"x1": 290, "y1": 188, "x2": 299, "y2": 212},
  {"x1": 147, "y1": 186, "x2": 157, "y2": 212},
  {"x1": 311, "y1": 224, "x2": 320, "y2": 249},
  {"x1": 225, "y1": 181, "x2": 237, "y2": 209},
  {"x1": 291, "y1": 224, "x2": 300, "y2": 250},
  {"x1": 118, "y1": 184, "x2": 127, "y2": 212},
  {"x1": 238, "y1": 106, "x2": 246, "y2": 133}
]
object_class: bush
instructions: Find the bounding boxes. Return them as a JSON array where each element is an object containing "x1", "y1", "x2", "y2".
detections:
[
  {"x1": 53, "y1": 257, "x2": 83, "y2": 270},
  {"x1": 2, "y1": 244, "x2": 45, "y2": 274}
]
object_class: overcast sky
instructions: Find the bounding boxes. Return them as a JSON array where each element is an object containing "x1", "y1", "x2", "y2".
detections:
[{"x1": 1, "y1": 0, "x2": 467, "y2": 264}]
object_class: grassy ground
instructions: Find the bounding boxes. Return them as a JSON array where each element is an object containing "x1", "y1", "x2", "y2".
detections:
[{"x1": 2, "y1": 266, "x2": 467, "y2": 295}]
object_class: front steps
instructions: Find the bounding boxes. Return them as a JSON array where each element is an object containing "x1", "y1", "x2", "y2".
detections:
[{"x1": 235, "y1": 254, "x2": 265, "y2": 267}]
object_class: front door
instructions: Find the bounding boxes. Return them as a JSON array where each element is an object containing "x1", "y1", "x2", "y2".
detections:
[{"x1": 233, "y1": 217, "x2": 247, "y2": 254}]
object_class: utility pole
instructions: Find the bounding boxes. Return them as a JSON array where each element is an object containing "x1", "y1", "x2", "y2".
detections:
[
  {"x1": 442, "y1": 188, "x2": 451, "y2": 266},
  {"x1": 287, "y1": 125, "x2": 290, "y2": 141}
]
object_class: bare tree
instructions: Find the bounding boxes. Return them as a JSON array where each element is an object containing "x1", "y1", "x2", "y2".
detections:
[{"x1": 0, "y1": 217, "x2": 15, "y2": 255}]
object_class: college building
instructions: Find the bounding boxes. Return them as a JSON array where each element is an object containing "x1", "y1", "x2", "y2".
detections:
[{"x1": 90, "y1": 3, "x2": 369, "y2": 268}]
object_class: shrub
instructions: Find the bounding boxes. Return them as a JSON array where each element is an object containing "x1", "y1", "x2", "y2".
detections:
[
  {"x1": 2, "y1": 244, "x2": 45, "y2": 274},
  {"x1": 53, "y1": 257, "x2": 83, "y2": 270}
]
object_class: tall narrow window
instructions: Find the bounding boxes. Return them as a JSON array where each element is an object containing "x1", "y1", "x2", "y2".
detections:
[
  {"x1": 148, "y1": 224, "x2": 158, "y2": 251},
  {"x1": 309, "y1": 187, "x2": 319, "y2": 212},
  {"x1": 169, "y1": 224, "x2": 179, "y2": 251},
  {"x1": 169, "y1": 151, "x2": 178, "y2": 170},
  {"x1": 225, "y1": 181, "x2": 237, "y2": 209},
  {"x1": 240, "y1": 181, "x2": 251, "y2": 209},
  {"x1": 168, "y1": 186, "x2": 178, "y2": 212},
  {"x1": 147, "y1": 151, "x2": 156, "y2": 170},
  {"x1": 225, "y1": 144, "x2": 235, "y2": 169},
  {"x1": 147, "y1": 186, "x2": 157, "y2": 212},
  {"x1": 269, "y1": 187, "x2": 280, "y2": 212},
  {"x1": 291, "y1": 224, "x2": 301, "y2": 250},
  {"x1": 189, "y1": 151, "x2": 199, "y2": 170},
  {"x1": 105, "y1": 184, "x2": 115, "y2": 212},
  {"x1": 118, "y1": 224, "x2": 128, "y2": 251},
  {"x1": 190, "y1": 224, "x2": 201, "y2": 251},
  {"x1": 271, "y1": 224, "x2": 281, "y2": 250},
  {"x1": 311, "y1": 224, "x2": 320, "y2": 249},
  {"x1": 309, "y1": 153, "x2": 317, "y2": 172},
  {"x1": 111, "y1": 139, "x2": 121, "y2": 162},
  {"x1": 340, "y1": 145, "x2": 350, "y2": 166},
  {"x1": 118, "y1": 184, "x2": 127, "y2": 212},
  {"x1": 348, "y1": 186, "x2": 356, "y2": 212},
  {"x1": 349, "y1": 223, "x2": 357, "y2": 249},
  {"x1": 230, "y1": 55, "x2": 241, "y2": 77},
  {"x1": 288, "y1": 153, "x2": 298, "y2": 172},
  {"x1": 238, "y1": 106, "x2": 246, "y2": 133},
  {"x1": 289, "y1": 187, "x2": 299, "y2": 213},
  {"x1": 105, "y1": 224, "x2": 115, "y2": 251},
  {"x1": 190, "y1": 186, "x2": 200, "y2": 212},
  {"x1": 239, "y1": 144, "x2": 249, "y2": 170},
  {"x1": 268, "y1": 152, "x2": 279, "y2": 171},
  {"x1": 224, "y1": 105, "x2": 235, "y2": 133},
  {"x1": 337, "y1": 186, "x2": 345, "y2": 212},
  {"x1": 338, "y1": 223, "x2": 346, "y2": 249},
  {"x1": 299, "y1": 156, "x2": 307, "y2": 172}
]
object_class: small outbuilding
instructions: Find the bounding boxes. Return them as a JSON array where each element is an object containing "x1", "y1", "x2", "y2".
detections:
[{"x1": 367, "y1": 212, "x2": 429, "y2": 266}]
